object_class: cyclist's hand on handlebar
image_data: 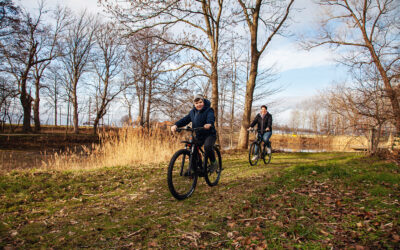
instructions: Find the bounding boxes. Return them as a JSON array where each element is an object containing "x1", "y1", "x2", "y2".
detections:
[
  {"x1": 204, "y1": 124, "x2": 212, "y2": 130},
  {"x1": 171, "y1": 125, "x2": 178, "y2": 133}
]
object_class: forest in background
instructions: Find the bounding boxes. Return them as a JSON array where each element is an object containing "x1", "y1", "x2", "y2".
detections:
[{"x1": 0, "y1": 0, "x2": 399, "y2": 154}]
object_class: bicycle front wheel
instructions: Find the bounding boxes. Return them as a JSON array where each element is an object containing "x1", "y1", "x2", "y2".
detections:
[
  {"x1": 248, "y1": 142, "x2": 259, "y2": 166},
  {"x1": 204, "y1": 146, "x2": 222, "y2": 187},
  {"x1": 167, "y1": 149, "x2": 197, "y2": 200}
]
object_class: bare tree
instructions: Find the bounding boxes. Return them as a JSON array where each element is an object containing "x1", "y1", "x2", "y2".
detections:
[
  {"x1": 306, "y1": 0, "x2": 400, "y2": 135},
  {"x1": 0, "y1": 2, "x2": 58, "y2": 132},
  {"x1": 322, "y1": 78, "x2": 392, "y2": 154},
  {"x1": 0, "y1": 76, "x2": 18, "y2": 130},
  {"x1": 236, "y1": 0, "x2": 295, "y2": 149},
  {"x1": 298, "y1": 96, "x2": 324, "y2": 134},
  {"x1": 91, "y1": 22, "x2": 126, "y2": 133},
  {"x1": 31, "y1": 5, "x2": 69, "y2": 132},
  {"x1": 101, "y1": 0, "x2": 226, "y2": 128},
  {"x1": 59, "y1": 10, "x2": 97, "y2": 133},
  {"x1": 154, "y1": 71, "x2": 195, "y2": 122},
  {"x1": 42, "y1": 64, "x2": 66, "y2": 126},
  {"x1": 126, "y1": 29, "x2": 177, "y2": 128},
  {"x1": 120, "y1": 82, "x2": 135, "y2": 126}
]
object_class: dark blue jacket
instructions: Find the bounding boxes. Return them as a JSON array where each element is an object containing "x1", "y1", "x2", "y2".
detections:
[
  {"x1": 175, "y1": 99, "x2": 217, "y2": 139},
  {"x1": 250, "y1": 112, "x2": 273, "y2": 133}
]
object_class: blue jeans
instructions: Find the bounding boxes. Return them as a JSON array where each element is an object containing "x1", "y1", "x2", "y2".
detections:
[{"x1": 254, "y1": 131, "x2": 272, "y2": 154}]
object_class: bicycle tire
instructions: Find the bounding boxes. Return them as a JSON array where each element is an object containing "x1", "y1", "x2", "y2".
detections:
[
  {"x1": 263, "y1": 145, "x2": 272, "y2": 164},
  {"x1": 204, "y1": 146, "x2": 222, "y2": 187},
  {"x1": 167, "y1": 149, "x2": 197, "y2": 200},
  {"x1": 248, "y1": 142, "x2": 259, "y2": 166}
]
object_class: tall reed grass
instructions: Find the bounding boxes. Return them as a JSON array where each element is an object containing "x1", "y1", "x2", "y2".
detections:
[{"x1": 41, "y1": 127, "x2": 183, "y2": 170}]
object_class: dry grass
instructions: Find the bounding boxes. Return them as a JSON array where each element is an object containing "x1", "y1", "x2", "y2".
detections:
[
  {"x1": 41, "y1": 127, "x2": 183, "y2": 171},
  {"x1": 270, "y1": 134, "x2": 369, "y2": 151}
]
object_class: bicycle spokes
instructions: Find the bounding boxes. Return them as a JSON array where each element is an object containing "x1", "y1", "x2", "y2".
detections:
[
  {"x1": 249, "y1": 142, "x2": 259, "y2": 166},
  {"x1": 168, "y1": 149, "x2": 197, "y2": 200},
  {"x1": 204, "y1": 147, "x2": 222, "y2": 187}
]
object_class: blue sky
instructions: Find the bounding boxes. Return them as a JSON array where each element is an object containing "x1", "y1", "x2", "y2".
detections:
[
  {"x1": 20, "y1": 0, "x2": 346, "y2": 125},
  {"x1": 279, "y1": 65, "x2": 344, "y2": 96}
]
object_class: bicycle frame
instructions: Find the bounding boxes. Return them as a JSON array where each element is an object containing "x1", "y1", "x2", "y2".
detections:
[
  {"x1": 249, "y1": 129, "x2": 266, "y2": 152},
  {"x1": 178, "y1": 127, "x2": 206, "y2": 175}
]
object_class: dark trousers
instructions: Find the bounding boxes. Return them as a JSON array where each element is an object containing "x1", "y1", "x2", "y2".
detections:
[{"x1": 198, "y1": 135, "x2": 216, "y2": 162}]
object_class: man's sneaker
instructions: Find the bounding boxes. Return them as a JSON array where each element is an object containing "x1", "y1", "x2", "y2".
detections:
[
  {"x1": 267, "y1": 147, "x2": 272, "y2": 154},
  {"x1": 251, "y1": 155, "x2": 258, "y2": 161},
  {"x1": 210, "y1": 161, "x2": 218, "y2": 173}
]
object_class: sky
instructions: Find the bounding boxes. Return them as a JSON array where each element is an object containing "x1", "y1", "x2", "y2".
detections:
[{"x1": 19, "y1": 0, "x2": 346, "y2": 125}]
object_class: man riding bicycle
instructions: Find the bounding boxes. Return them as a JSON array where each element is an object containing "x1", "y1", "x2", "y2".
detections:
[
  {"x1": 171, "y1": 94, "x2": 218, "y2": 171},
  {"x1": 247, "y1": 105, "x2": 272, "y2": 161}
]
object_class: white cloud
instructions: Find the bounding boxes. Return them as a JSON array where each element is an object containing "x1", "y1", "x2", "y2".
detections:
[{"x1": 260, "y1": 43, "x2": 336, "y2": 72}]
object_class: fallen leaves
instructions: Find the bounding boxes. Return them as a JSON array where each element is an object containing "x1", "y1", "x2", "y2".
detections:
[{"x1": 1, "y1": 152, "x2": 399, "y2": 249}]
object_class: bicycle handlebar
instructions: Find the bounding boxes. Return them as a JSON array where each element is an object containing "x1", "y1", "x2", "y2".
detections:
[{"x1": 176, "y1": 126, "x2": 206, "y2": 133}]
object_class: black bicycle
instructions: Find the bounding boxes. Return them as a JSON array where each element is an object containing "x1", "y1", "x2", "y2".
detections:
[
  {"x1": 167, "y1": 127, "x2": 222, "y2": 200},
  {"x1": 248, "y1": 128, "x2": 272, "y2": 166}
]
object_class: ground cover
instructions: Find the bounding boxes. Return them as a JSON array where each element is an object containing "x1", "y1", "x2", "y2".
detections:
[{"x1": 0, "y1": 152, "x2": 399, "y2": 248}]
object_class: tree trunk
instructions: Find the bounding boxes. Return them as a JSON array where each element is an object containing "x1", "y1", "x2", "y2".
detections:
[
  {"x1": 33, "y1": 78, "x2": 41, "y2": 133},
  {"x1": 92, "y1": 77, "x2": 110, "y2": 134},
  {"x1": 350, "y1": 12, "x2": 400, "y2": 136},
  {"x1": 237, "y1": 52, "x2": 259, "y2": 149},
  {"x1": 128, "y1": 104, "x2": 132, "y2": 125},
  {"x1": 137, "y1": 74, "x2": 147, "y2": 127},
  {"x1": 230, "y1": 59, "x2": 237, "y2": 149},
  {"x1": 93, "y1": 115, "x2": 100, "y2": 134},
  {"x1": 236, "y1": 1, "x2": 260, "y2": 149},
  {"x1": 145, "y1": 78, "x2": 152, "y2": 129},
  {"x1": 72, "y1": 78, "x2": 79, "y2": 134},
  {"x1": 54, "y1": 95, "x2": 57, "y2": 126},
  {"x1": 371, "y1": 54, "x2": 400, "y2": 135},
  {"x1": 211, "y1": 60, "x2": 219, "y2": 142},
  {"x1": 20, "y1": 77, "x2": 33, "y2": 133}
]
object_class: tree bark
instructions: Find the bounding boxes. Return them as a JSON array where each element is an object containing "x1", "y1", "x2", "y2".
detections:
[
  {"x1": 20, "y1": 82, "x2": 33, "y2": 133},
  {"x1": 145, "y1": 77, "x2": 153, "y2": 130},
  {"x1": 72, "y1": 76, "x2": 79, "y2": 134},
  {"x1": 20, "y1": 71, "x2": 33, "y2": 133},
  {"x1": 237, "y1": 55, "x2": 259, "y2": 149},
  {"x1": 33, "y1": 78, "x2": 41, "y2": 132},
  {"x1": 367, "y1": 46, "x2": 400, "y2": 135},
  {"x1": 211, "y1": 60, "x2": 219, "y2": 140}
]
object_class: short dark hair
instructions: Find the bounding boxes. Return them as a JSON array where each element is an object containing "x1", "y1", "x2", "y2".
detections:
[{"x1": 261, "y1": 105, "x2": 267, "y2": 110}]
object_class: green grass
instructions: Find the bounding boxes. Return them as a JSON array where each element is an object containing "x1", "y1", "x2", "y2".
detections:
[{"x1": 1, "y1": 152, "x2": 399, "y2": 248}]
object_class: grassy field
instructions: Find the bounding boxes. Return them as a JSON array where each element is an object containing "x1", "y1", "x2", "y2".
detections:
[{"x1": 1, "y1": 152, "x2": 399, "y2": 249}]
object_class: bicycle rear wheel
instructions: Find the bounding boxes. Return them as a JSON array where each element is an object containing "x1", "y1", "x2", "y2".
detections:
[
  {"x1": 167, "y1": 149, "x2": 197, "y2": 200},
  {"x1": 263, "y1": 145, "x2": 272, "y2": 164},
  {"x1": 204, "y1": 146, "x2": 222, "y2": 187},
  {"x1": 248, "y1": 142, "x2": 259, "y2": 166}
]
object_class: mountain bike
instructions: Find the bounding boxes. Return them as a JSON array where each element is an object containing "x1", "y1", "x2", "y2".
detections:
[
  {"x1": 167, "y1": 127, "x2": 222, "y2": 200},
  {"x1": 248, "y1": 128, "x2": 272, "y2": 166}
]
